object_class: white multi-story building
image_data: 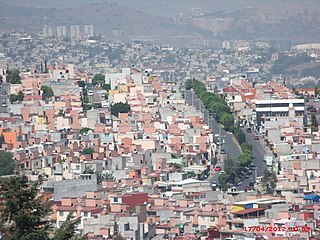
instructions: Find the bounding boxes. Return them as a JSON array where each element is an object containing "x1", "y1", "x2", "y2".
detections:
[
  {"x1": 255, "y1": 99, "x2": 306, "y2": 130},
  {"x1": 43, "y1": 26, "x2": 53, "y2": 38},
  {"x1": 56, "y1": 26, "x2": 67, "y2": 38},
  {"x1": 84, "y1": 25, "x2": 94, "y2": 37},
  {"x1": 70, "y1": 25, "x2": 80, "y2": 39}
]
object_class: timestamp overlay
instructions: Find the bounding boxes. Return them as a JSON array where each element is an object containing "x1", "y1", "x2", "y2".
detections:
[{"x1": 244, "y1": 226, "x2": 311, "y2": 232}]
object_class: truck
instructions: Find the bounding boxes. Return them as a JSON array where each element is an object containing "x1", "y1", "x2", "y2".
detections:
[{"x1": 264, "y1": 154, "x2": 274, "y2": 166}]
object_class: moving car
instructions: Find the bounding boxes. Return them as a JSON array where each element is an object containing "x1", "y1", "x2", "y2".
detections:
[
  {"x1": 254, "y1": 135, "x2": 259, "y2": 140},
  {"x1": 220, "y1": 149, "x2": 226, "y2": 154},
  {"x1": 245, "y1": 186, "x2": 251, "y2": 191}
]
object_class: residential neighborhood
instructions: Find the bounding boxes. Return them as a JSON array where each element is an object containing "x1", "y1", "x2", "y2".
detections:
[{"x1": 0, "y1": 30, "x2": 320, "y2": 240}]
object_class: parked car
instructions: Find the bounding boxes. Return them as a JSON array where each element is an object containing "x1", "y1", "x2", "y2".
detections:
[
  {"x1": 246, "y1": 127, "x2": 252, "y2": 133},
  {"x1": 254, "y1": 135, "x2": 259, "y2": 140},
  {"x1": 220, "y1": 149, "x2": 226, "y2": 154},
  {"x1": 214, "y1": 166, "x2": 222, "y2": 171},
  {"x1": 245, "y1": 186, "x2": 251, "y2": 191}
]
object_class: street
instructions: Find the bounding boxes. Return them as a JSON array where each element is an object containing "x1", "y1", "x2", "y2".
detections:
[
  {"x1": 184, "y1": 89, "x2": 269, "y2": 191},
  {"x1": 0, "y1": 83, "x2": 9, "y2": 113}
]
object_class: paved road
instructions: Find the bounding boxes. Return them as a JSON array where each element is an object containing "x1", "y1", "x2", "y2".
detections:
[
  {"x1": 184, "y1": 90, "x2": 270, "y2": 191},
  {"x1": 184, "y1": 90, "x2": 242, "y2": 185},
  {"x1": 0, "y1": 83, "x2": 9, "y2": 113}
]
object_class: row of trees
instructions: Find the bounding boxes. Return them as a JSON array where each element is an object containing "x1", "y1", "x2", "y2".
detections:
[
  {"x1": 186, "y1": 79, "x2": 253, "y2": 191},
  {"x1": 186, "y1": 79, "x2": 234, "y2": 131}
]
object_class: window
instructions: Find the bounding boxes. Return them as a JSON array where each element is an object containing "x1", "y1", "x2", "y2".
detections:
[
  {"x1": 84, "y1": 212, "x2": 88, "y2": 217},
  {"x1": 186, "y1": 216, "x2": 191, "y2": 221},
  {"x1": 76, "y1": 165, "x2": 80, "y2": 170},
  {"x1": 113, "y1": 197, "x2": 118, "y2": 203},
  {"x1": 59, "y1": 211, "x2": 63, "y2": 216},
  {"x1": 210, "y1": 217, "x2": 215, "y2": 222}
]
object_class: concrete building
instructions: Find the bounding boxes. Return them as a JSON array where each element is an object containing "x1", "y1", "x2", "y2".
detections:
[
  {"x1": 56, "y1": 26, "x2": 67, "y2": 38},
  {"x1": 70, "y1": 25, "x2": 81, "y2": 39},
  {"x1": 84, "y1": 25, "x2": 94, "y2": 37},
  {"x1": 43, "y1": 26, "x2": 53, "y2": 38},
  {"x1": 255, "y1": 99, "x2": 306, "y2": 128}
]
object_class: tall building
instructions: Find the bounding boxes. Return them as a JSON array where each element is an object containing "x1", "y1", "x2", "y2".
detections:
[
  {"x1": 83, "y1": 25, "x2": 94, "y2": 37},
  {"x1": 70, "y1": 25, "x2": 80, "y2": 39},
  {"x1": 43, "y1": 26, "x2": 53, "y2": 38},
  {"x1": 56, "y1": 26, "x2": 67, "y2": 38}
]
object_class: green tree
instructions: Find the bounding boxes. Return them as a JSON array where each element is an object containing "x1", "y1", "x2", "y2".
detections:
[
  {"x1": 17, "y1": 91, "x2": 24, "y2": 101},
  {"x1": 0, "y1": 135, "x2": 5, "y2": 148},
  {"x1": 41, "y1": 86, "x2": 54, "y2": 100},
  {"x1": 102, "y1": 84, "x2": 111, "y2": 91},
  {"x1": 0, "y1": 151, "x2": 15, "y2": 176},
  {"x1": 113, "y1": 235, "x2": 125, "y2": 240},
  {"x1": 97, "y1": 172, "x2": 115, "y2": 184},
  {"x1": 7, "y1": 69, "x2": 21, "y2": 84},
  {"x1": 83, "y1": 166, "x2": 95, "y2": 174},
  {"x1": 52, "y1": 213, "x2": 81, "y2": 240},
  {"x1": 82, "y1": 147, "x2": 94, "y2": 155},
  {"x1": 77, "y1": 81, "x2": 86, "y2": 88},
  {"x1": 218, "y1": 172, "x2": 229, "y2": 192},
  {"x1": 311, "y1": 113, "x2": 318, "y2": 132},
  {"x1": 111, "y1": 102, "x2": 131, "y2": 117},
  {"x1": 0, "y1": 175, "x2": 82, "y2": 240},
  {"x1": 220, "y1": 113, "x2": 234, "y2": 131},
  {"x1": 9, "y1": 94, "x2": 18, "y2": 103},
  {"x1": 80, "y1": 128, "x2": 92, "y2": 135},
  {"x1": 92, "y1": 74, "x2": 105, "y2": 86},
  {"x1": 0, "y1": 175, "x2": 51, "y2": 240}
]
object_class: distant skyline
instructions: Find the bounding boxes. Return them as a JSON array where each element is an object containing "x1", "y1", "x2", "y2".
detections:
[{"x1": 0, "y1": 0, "x2": 319, "y2": 48}]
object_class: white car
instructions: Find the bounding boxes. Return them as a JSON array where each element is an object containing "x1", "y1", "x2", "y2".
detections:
[{"x1": 88, "y1": 90, "x2": 93, "y2": 96}]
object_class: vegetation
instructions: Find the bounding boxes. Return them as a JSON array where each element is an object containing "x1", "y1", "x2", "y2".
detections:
[
  {"x1": 41, "y1": 86, "x2": 54, "y2": 100},
  {"x1": 83, "y1": 166, "x2": 95, "y2": 174},
  {"x1": 260, "y1": 169, "x2": 277, "y2": 194},
  {"x1": 0, "y1": 175, "x2": 82, "y2": 239},
  {"x1": 77, "y1": 81, "x2": 86, "y2": 88},
  {"x1": 0, "y1": 151, "x2": 15, "y2": 176},
  {"x1": 270, "y1": 53, "x2": 312, "y2": 75},
  {"x1": 102, "y1": 83, "x2": 111, "y2": 92},
  {"x1": 97, "y1": 172, "x2": 115, "y2": 184},
  {"x1": 301, "y1": 65, "x2": 320, "y2": 78},
  {"x1": 7, "y1": 69, "x2": 21, "y2": 84},
  {"x1": 82, "y1": 147, "x2": 94, "y2": 155},
  {"x1": 186, "y1": 79, "x2": 253, "y2": 190},
  {"x1": 0, "y1": 135, "x2": 4, "y2": 148},
  {"x1": 92, "y1": 73, "x2": 105, "y2": 86},
  {"x1": 311, "y1": 113, "x2": 318, "y2": 132},
  {"x1": 80, "y1": 127, "x2": 93, "y2": 135},
  {"x1": 111, "y1": 102, "x2": 131, "y2": 117},
  {"x1": 9, "y1": 91, "x2": 24, "y2": 103}
]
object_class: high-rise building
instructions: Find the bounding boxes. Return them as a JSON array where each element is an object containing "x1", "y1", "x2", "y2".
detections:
[
  {"x1": 70, "y1": 25, "x2": 81, "y2": 39},
  {"x1": 83, "y1": 25, "x2": 94, "y2": 37},
  {"x1": 56, "y1": 26, "x2": 67, "y2": 38},
  {"x1": 43, "y1": 26, "x2": 53, "y2": 38}
]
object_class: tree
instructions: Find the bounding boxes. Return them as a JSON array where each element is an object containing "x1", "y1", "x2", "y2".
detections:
[
  {"x1": 0, "y1": 135, "x2": 4, "y2": 148},
  {"x1": 97, "y1": 172, "x2": 115, "y2": 184},
  {"x1": 17, "y1": 91, "x2": 24, "y2": 101},
  {"x1": 52, "y1": 213, "x2": 81, "y2": 240},
  {"x1": 0, "y1": 175, "x2": 82, "y2": 240},
  {"x1": 79, "y1": 128, "x2": 92, "y2": 135},
  {"x1": 41, "y1": 86, "x2": 54, "y2": 100},
  {"x1": 311, "y1": 114, "x2": 318, "y2": 132},
  {"x1": 0, "y1": 151, "x2": 15, "y2": 176},
  {"x1": 82, "y1": 147, "x2": 94, "y2": 155},
  {"x1": 113, "y1": 235, "x2": 125, "y2": 240},
  {"x1": 0, "y1": 175, "x2": 51, "y2": 240},
  {"x1": 92, "y1": 74, "x2": 105, "y2": 86},
  {"x1": 83, "y1": 166, "x2": 95, "y2": 174},
  {"x1": 77, "y1": 81, "x2": 86, "y2": 88},
  {"x1": 220, "y1": 113, "x2": 234, "y2": 131},
  {"x1": 9, "y1": 94, "x2": 18, "y2": 103},
  {"x1": 218, "y1": 173, "x2": 229, "y2": 192},
  {"x1": 111, "y1": 102, "x2": 131, "y2": 117},
  {"x1": 7, "y1": 69, "x2": 21, "y2": 84},
  {"x1": 102, "y1": 84, "x2": 111, "y2": 91}
]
